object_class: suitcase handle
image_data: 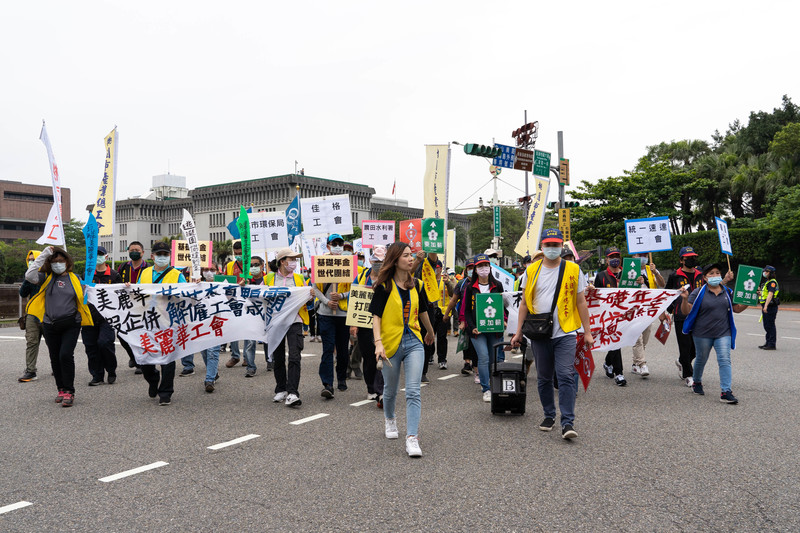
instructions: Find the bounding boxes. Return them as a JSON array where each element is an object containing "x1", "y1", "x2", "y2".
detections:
[{"x1": 491, "y1": 341, "x2": 514, "y2": 374}]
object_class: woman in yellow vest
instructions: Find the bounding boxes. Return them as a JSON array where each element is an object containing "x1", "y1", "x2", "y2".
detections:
[
  {"x1": 371, "y1": 242, "x2": 434, "y2": 457},
  {"x1": 25, "y1": 246, "x2": 93, "y2": 407}
]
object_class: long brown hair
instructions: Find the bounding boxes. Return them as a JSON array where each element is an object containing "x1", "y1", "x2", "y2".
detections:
[
  {"x1": 41, "y1": 247, "x2": 74, "y2": 275},
  {"x1": 374, "y1": 242, "x2": 415, "y2": 291}
]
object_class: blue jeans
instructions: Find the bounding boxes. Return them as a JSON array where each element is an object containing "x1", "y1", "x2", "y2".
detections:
[
  {"x1": 230, "y1": 340, "x2": 241, "y2": 360},
  {"x1": 181, "y1": 354, "x2": 194, "y2": 370},
  {"x1": 471, "y1": 333, "x2": 505, "y2": 393},
  {"x1": 201, "y1": 345, "x2": 220, "y2": 383},
  {"x1": 382, "y1": 331, "x2": 425, "y2": 437},
  {"x1": 692, "y1": 336, "x2": 732, "y2": 392},
  {"x1": 530, "y1": 335, "x2": 578, "y2": 427},
  {"x1": 317, "y1": 314, "x2": 349, "y2": 387},
  {"x1": 241, "y1": 340, "x2": 257, "y2": 371}
]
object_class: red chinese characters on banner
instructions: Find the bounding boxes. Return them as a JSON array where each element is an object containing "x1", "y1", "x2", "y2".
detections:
[{"x1": 574, "y1": 335, "x2": 595, "y2": 392}]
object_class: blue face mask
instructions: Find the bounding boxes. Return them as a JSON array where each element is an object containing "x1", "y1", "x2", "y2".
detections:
[
  {"x1": 542, "y1": 247, "x2": 561, "y2": 260},
  {"x1": 357, "y1": 260, "x2": 364, "y2": 267},
  {"x1": 707, "y1": 276, "x2": 723, "y2": 287}
]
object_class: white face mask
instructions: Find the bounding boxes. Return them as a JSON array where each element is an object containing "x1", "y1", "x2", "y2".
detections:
[
  {"x1": 489, "y1": 257, "x2": 499, "y2": 265},
  {"x1": 97, "y1": 255, "x2": 107, "y2": 264},
  {"x1": 466, "y1": 269, "x2": 473, "y2": 278},
  {"x1": 330, "y1": 246, "x2": 343, "y2": 255},
  {"x1": 28, "y1": 260, "x2": 35, "y2": 268},
  {"x1": 250, "y1": 266, "x2": 263, "y2": 277},
  {"x1": 542, "y1": 247, "x2": 561, "y2": 260},
  {"x1": 476, "y1": 265, "x2": 491, "y2": 277},
  {"x1": 203, "y1": 271, "x2": 216, "y2": 281},
  {"x1": 154, "y1": 255, "x2": 170, "y2": 268},
  {"x1": 286, "y1": 260, "x2": 298, "y2": 272},
  {"x1": 51, "y1": 262, "x2": 67, "y2": 274}
]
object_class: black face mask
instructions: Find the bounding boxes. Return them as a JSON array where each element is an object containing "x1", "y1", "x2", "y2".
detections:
[
  {"x1": 684, "y1": 257, "x2": 697, "y2": 268},
  {"x1": 129, "y1": 251, "x2": 142, "y2": 261}
]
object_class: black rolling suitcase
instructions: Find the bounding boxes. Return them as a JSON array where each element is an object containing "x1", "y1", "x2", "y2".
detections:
[{"x1": 490, "y1": 341, "x2": 526, "y2": 415}]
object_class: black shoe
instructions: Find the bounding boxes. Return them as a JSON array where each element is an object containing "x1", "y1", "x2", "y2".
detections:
[
  {"x1": 128, "y1": 359, "x2": 136, "y2": 368},
  {"x1": 18, "y1": 371, "x2": 38, "y2": 382},
  {"x1": 321, "y1": 386, "x2": 334, "y2": 399},
  {"x1": 461, "y1": 363, "x2": 472, "y2": 375},
  {"x1": 179, "y1": 368, "x2": 194, "y2": 377},
  {"x1": 134, "y1": 367, "x2": 143, "y2": 375},
  {"x1": 353, "y1": 368, "x2": 363, "y2": 379},
  {"x1": 107, "y1": 374, "x2": 116, "y2": 385},
  {"x1": 421, "y1": 374, "x2": 430, "y2": 383},
  {"x1": 758, "y1": 344, "x2": 767, "y2": 349},
  {"x1": 204, "y1": 381, "x2": 215, "y2": 393},
  {"x1": 148, "y1": 378, "x2": 159, "y2": 398},
  {"x1": 88, "y1": 379, "x2": 104, "y2": 386},
  {"x1": 338, "y1": 382, "x2": 348, "y2": 391},
  {"x1": 538, "y1": 417, "x2": 556, "y2": 432},
  {"x1": 692, "y1": 381, "x2": 705, "y2": 395},
  {"x1": 266, "y1": 362, "x2": 274, "y2": 372},
  {"x1": 720, "y1": 390, "x2": 738, "y2": 404},
  {"x1": 159, "y1": 396, "x2": 171, "y2": 406},
  {"x1": 762, "y1": 346, "x2": 776, "y2": 351},
  {"x1": 561, "y1": 425, "x2": 577, "y2": 440}
]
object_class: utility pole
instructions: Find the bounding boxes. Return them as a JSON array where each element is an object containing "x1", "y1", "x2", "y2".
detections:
[
  {"x1": 557, "y1": 131, "x2": 565, "y2": 210},
  {"x1": 523, "y1": 110, "x2": 529, "y2": 214}
]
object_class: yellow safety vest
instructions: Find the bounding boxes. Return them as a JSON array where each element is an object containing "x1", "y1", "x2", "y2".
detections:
[
  {"x1": 315, "y1": 281, "x2": 351, "y2": 311},
  {"x1": 523, "y1": 259, "x2": 582, "y2": 334},
  {"x1": 380, "y1": 279, "x2": 422, "y2": 358},
  {"x1": 437, "y1": 279, "x2": 450, "y2": 313},
  {"x1": 759, "y1": 280, "x2": 779, "y2": 304},
  {"x1": 25, "y1": 272, "x2": 93, "y2": 326},
  {"x1": 139, "y1": 267, "x2": 183, "y2": 284},
  {"x1": 265, "y1": 272, "x2": 310, "y2": 325}
]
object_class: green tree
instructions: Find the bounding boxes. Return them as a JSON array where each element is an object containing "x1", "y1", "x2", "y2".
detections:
[
  {"x1": 769, "y1": 122, "x2": 800, "y2": 160},
  {"x1": 735, "y1": 95, "x2": 800, "y2": 155},
  {"x1": 447, "y1": 221, "x2": 469, "y2": 262},
  {"x1": 765, "y1": 184, "x2": 800, "y2": 273},
  {"x1": 213, "y1": 239, "x2": 233, "y2": 265},
  {"x1": 467, "y1": 205, "x2": 524, "y2": 259}
]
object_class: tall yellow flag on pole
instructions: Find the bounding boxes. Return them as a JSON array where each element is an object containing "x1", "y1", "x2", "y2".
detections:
[{"x1": 92, "y1": 127, "x2": 117, "y2": 237}]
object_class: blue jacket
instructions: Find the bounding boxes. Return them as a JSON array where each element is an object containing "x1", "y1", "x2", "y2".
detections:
[
  {"x1": 19, "y1": 279, "x2": 41, "y2": 298},
  {"x1": 682, "y1": 284, "x2": 738, "y2": 349}
]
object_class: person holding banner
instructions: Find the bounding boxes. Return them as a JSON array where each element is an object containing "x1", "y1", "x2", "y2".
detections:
[
  {"x1": 511, "y1": 229, "x2": 593, "y2": 440},
  {"x1": 265, "y1": 248, "x2": 312, "y2": 407},
  {"x1": 595, "y1": 247, "x2": 628, "y2": 387},
  {"x1": 758, "y1": 266, "x2": 779, "y2": 350},
  {"x1": 351, "y1": 248, "x2": 386, "y2": 406},
  {"x1": 371, "y1": 242, "x2": 435, "y2": 457},
  {"x1": 25, "y1": 247, "x2": 94, "y2": 407},
  {"x1": 630, "y1": 252, "x2": 665, "y2": 378},
  {"x1": 224, "y1": 240, "x2": 247, "y2": 368},
  {"x1": 235, "y1": 256, "x2": 265, "y2": 378},
  {"x1": 313, "y1": 234, "x2": 352, "y2": 398},
  {"x1": 82, "y1": 246, "x2": 122, "y2": 386},
  {"x1": 138, "y1": 241, "x2": 186, "y2": 406},
  {"x1": 117, "y1": 241, "x2": 147, "y2": 374},
  {"x1": 18, "y1": 250, "x2": 44, "y2": 383},
  {"x1": 198, "y1": 264, "x2": 222, "y2": 393},
  {"x1": 679, "y1": 263, "x2": 748, "y2": 404},
  {"x1": 664, "y1": 247, "x2": 704, "y2": 387},
  {"x1": 463, "y1": 254, "x2": 506, "y2": 403}
]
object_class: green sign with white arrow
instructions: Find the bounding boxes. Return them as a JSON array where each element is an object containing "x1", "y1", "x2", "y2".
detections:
[
  {"x1": 732, "y1": 264, "x2": 763, "y2": 306},
  {"x1": 476, "y1": 293, "x2": 504, "y2": 333},
  {"x1": 421, "y1": 218, "x2": 445, "y2": 253}
]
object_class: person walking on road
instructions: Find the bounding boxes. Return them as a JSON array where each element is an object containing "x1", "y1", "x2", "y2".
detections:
[
  {"x1": 18, "y1": 249, "x2": 44, "y2": 383},
  {"x1": 679, "y1": 263, "x2": 746, "y2": 404},
  {"x1": 25, "y1": 246, "x2": 94, "y2": 407},
  {"x1": 351, "y1": 247, "x2": 386, "y2": 407},
  {"x1": 629, "y1": 252, "x2": 666, "y2": 378},
  {"x1": 594, "y1": 246, "x2": 627, "y2": 387},
  {"x1": 117, "y1": 241, "x2": 147, "y2": 374},
  {"x1": 511, "y1": 229, "x2": 593, "y2": 440},
  {"x1": 82, "y1": 246, "x2": 122, "y2": 386},
  {"x1": 664, "y1": 246, "x2": 704, "y2": 387},
  {"x1": 371, "y1": 242, "x2": 435, "y2": 457},
  {"x1": 758, "y1": 265, "x2": 780, "y2": 350}
]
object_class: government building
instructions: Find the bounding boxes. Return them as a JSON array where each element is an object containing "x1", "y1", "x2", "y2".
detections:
[
  {"x1": 0, "y1": 180, "x2": 71, "y2": 243},
  {"x1": 109, "y1": 173, "x2": 472, "y2": 262}
]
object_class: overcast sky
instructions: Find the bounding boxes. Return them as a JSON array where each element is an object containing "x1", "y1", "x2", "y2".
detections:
[{"x1": 2, "y1": 1, "x2": 797, "y2": 222}]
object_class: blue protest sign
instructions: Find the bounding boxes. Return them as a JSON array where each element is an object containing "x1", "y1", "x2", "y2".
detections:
[{"x1": 82, "y1": 214, "x2": 99, "y2": 288}]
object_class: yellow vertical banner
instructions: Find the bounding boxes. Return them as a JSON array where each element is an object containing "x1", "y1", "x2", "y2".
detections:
[
  {"x1": 445, "y1": 229, "x2": 456, "y2": 271},
  {"x1": 514, "y1": 176, "x2": 551, "y2": 256},
  {"x1": 558, "y1": 208, "x2": 571, "y2": 242},
  {"x1": 421, "y1": 259, "x2": 440, "y2": 302},
  {"x1": 423, "y1": 145, "x2": 449, "y2": 221},
  {"x1": 92, "y1": 127, "x2": 117, "y2": 236}
]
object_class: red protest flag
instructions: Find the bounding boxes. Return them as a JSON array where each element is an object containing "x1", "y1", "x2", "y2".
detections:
[
  {"x1": 574, "y1": 335, "x2": 595, "y2": 392},
  {"x1": 654, "y1": 319, "x2": 671, "y2": 345}
]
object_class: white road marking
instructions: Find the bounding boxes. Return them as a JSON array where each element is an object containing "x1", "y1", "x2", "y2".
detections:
[
  {"x1": 300, "y1": 353, "x2": 317, "y2": 358},
  {"x1": 746, "y1": 333, "x2": 761, "y2": 336},
  {"x1": 290, "y1": 413, "x2": 329, "y2": 425},
  {"x1": 350, "y1": 399, "x2": 374, "y2": 407},
  {"x1": 512, "y1": 354, "x2": 523, "y2": 359},
  {"x1": 99, "y1": 461, "x2": 169, "y2": 482},
  {"x1": 437, "y1": 374, "x2": 459, "y2": 380},
  {"x1": 207, "y1": 434, "x2": 260, "y2": 450},
  {"x1": 0, "y1": 501, "x2": 33, "y2": 515},
  {"x1": 782, "y1": 336, "x2": 800, "y2": 340},
  {"x1": 0, "y1": 335, "x2": 25, "y2": 340}
]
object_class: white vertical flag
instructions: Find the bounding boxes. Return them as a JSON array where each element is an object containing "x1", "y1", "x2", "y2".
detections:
[
  {"x1": 37, "y1": 122, "x2": 66, "y2": 246},
  {"x1": 180, "y1": 209, "x2": 202, "y2": 279}
]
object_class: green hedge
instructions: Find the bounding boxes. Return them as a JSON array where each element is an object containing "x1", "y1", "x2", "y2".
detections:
[{"x1": 650, "y1": 228, "x2": 771, "y2": 271}]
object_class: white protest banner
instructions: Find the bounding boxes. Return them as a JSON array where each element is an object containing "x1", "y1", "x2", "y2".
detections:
[
  {"x1": 445, "y1": 229, "x2": 456, "y2": 271},
  {"x1": 625, "y1": 216, "x2": 672, "y2": 254},
  {"x1": 586, "y1": 288, "x2": 679, "y2": 351},
  {"x1": 346, "y1": 285, "x2": 374, "y2": 327},
  {"x1": 353, "y1": 238, "x2": 363, "y2": 256},
  {"x1": 85, "y1": 283, "x2": 309, "y2": 365},
  {"x1": 180, "y1": 209, "x2": 202, "y2": 279},
  {"x1": 249, "y1": 212, "x2": 289, "y2": 261},
  {"x1": 514, "y1": 176, "x2": 550, "y2": 256},
  {"x1": 502, "y1": 291, "x2": 523, "y2": 337},
  {"x1": 491, "y1": 263, "x2": 515, "y2": 293},
  {"x1": 300, "y1": 194, "x2": 353, "y2": 235},
  {"x1": 715, "y1": 216, "x2": 732, "y2": 256},
  {"x1": 423, "y1": 145, "x2": 450, "y2": 221},
  {"x1": 361, "y1": 220, "x2": 395, "y2": 248},
  {"x1": 37, "y1": 122, "x2": 66, "y2": 246},
  {"x1": 92, "y1": 127, "x2": 117, "y2": 236}
]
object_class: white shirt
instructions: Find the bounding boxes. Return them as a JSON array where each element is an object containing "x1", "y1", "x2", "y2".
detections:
[{"x1": 520, "y1": 261, "x2": 587, "y2": 338}]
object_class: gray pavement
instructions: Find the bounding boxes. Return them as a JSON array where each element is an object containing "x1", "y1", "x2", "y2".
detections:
[{"x1": 0, "y1": 310, "x2": 798, "y2": 532}]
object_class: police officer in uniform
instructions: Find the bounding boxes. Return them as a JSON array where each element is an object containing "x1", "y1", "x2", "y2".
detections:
[{"x1": 758, "y1": 265, "x2": 779, "y2": 350}]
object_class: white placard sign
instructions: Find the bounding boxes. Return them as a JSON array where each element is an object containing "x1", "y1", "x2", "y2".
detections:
[
  {"x1": 361, "y1": 220, "x2": 395, "y2": 248},
  {"x1": 624, "y1": 216, "x2": 672, "y2": 254},
  {"x1": 715, "y1": 217, "x2": 732, "y2": 256},
  {"x1": 491, "y1": 264, "x2": 515, "y2": 293},
  {"x1": 300, "y1": 194, "x2": 353, "y2": 235}
]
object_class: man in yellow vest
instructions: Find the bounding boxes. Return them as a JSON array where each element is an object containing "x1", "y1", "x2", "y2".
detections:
[
  {"x1": 138, "y1": 241, "x2": 185, "y2": 406},
  {"x1": 511, "y1": 229, "x2": 593, "y2": 440}
]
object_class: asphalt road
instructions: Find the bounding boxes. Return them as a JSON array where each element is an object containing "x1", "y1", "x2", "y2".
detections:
[{"x1": 0, "y1": 309, "x2": 798, "y2": 532}]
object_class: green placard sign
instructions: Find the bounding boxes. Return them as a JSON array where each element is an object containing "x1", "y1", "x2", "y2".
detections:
[
  {"x1": 533, "y1": 150, "x2": 551, "y2": 177},
  {"x1": 421, "y1": 218, "x2": 445, "y2": 253},
  {"x1": 732, "y1": 264, "x2": 763, "y2": 306},
  {"x1": 214, "y1": 274, "x2": 238, "y2": 283},
  {"x1": 619, "y1": 258, "x2": 642, "y2": 288},
  {"x1": 493, "y1": 206, "x2": 501, "y2": 238},
  {"x1": 476, "y1": 293, "x2": 504, "y2": 333}
]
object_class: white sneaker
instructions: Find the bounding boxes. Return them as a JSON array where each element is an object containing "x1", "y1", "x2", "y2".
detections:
[
  {"x1": 406, "y1": 435, "x2": 422, "y2": 457},
  {"x1": 675, "y1": 359, "x2": 683, "y2": 378},
  {"x1": 285, "y1": 393, "x2": 301, "y2": 407},
  {"x1": 685, "y1": 376, "x2": 694, "y2": 388},
  {"x1": 385, "y1": 418, "x2": 399, "y2": 439},
  {"x1": 367, "y1": 393, "x2": 378, "y2": 400},
  {"x1": 482, "y1": 390, "x2": 492, "y2": 402},
  {"x1": 273, "y1": 391, "x2": 288, "y2": 403},
  {"x1": 639, "y1": 364, "x2": 650, "y2": 377},
  {"x1": 474, "y1": 374, "x2": 480, "y2": 384},
  {"x1": 631, "y1": 364, "x2": 642, "y2": 375}
]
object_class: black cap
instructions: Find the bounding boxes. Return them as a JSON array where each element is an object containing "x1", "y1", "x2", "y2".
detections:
[
  {"x1": 152, "y1": 241, "x2": 171, "y2": 253},
  {"x1": 97, "y1": 246, "x2": 107, "y2": 255}
]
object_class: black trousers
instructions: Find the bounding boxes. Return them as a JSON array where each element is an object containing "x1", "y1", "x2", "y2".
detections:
[
  {"x1": 42, "y1": 319, "x2": 81, "y2": 394},
  {"x1": 422, "y1": 307, "x2": 443, "y2": 374},
  {"x1": 82, "y1": 320, "x2": 118, "y2": 380},
  {"x1": 272, "y1": 323, "x2": 304, "y2": 395},
  {"x1": 604, "y1": 349, "x2": 623, "y2": 376},
  {"x1": 118, "y1": 336, "x2": 140, "y2": 367},
  {"x1": 141, "y1": 361, "x2": 176, "y2": 400},
  {"x1": 762, "y1": 305, "x2": 778, "y2": 347},
  {"x1": 308, "y1": 309, "x2": 317, "y2": 337},
  {"x1": 674, "y1": 318, "x2": 695, "y2": 379},
  {"x1": 435, "y1": 311, "x2": 448, "y2": 363},
  {"x1": 357, "y1": 327, "x2": 384, "y2": 395}
]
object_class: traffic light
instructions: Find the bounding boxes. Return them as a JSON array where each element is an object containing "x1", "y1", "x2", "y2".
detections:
[
  {"x1": 564, "y1": 201, "x2": 580, "y2": 208},
  {"x1": 547, "y1": 201, "x2": 558, "y2": 209},
  {"x1": 463, "y1": 143, "x2": 502, "y2": 158}
]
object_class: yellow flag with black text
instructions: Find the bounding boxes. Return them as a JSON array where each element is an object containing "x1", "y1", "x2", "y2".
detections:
[{"x1": 92, "y1": 128, "x2": 117, "y2": 236}]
